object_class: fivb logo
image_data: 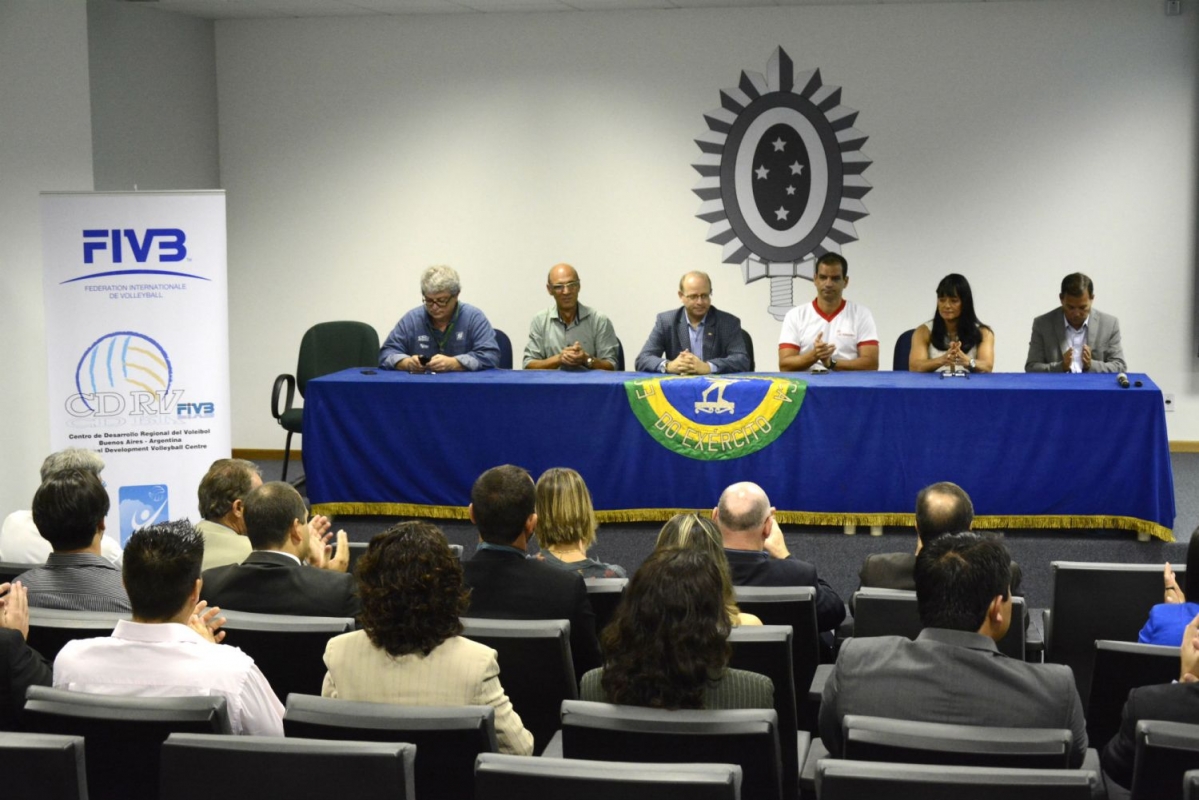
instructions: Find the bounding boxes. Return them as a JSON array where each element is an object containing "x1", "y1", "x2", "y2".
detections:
[{"x1": 83, "y1": 229, "x2": 187, "y2": 264}]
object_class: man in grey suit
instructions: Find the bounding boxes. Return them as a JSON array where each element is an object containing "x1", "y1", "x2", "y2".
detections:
[
  {"x1": 635, "y1": 271, "x2": 751, "y2": 374},
  {"x1": 1026, "y1": 272, "x2": 1125, "y2": 373},
  {"x1": 821, "y1": 532, "x2": 1086, "y2": 767}
]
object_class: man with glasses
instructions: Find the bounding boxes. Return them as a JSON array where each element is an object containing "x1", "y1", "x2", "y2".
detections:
[
  {"x1": 379, "y1": 265, "x2": 501, "y2": 372},
  {"x1": 778, "y1": 253, "x2": 879, "y2": 372},
  {"x1": 523, "y1": 263, "x2": 619, "y2": 370},
  {"x1": 634, "y1": 271, "x2": 751, "y2": 374}
]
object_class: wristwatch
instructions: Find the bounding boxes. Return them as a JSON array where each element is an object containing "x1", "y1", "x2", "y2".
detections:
[
  {"x1": 828, "y1": 358, "x2": 838, "y2": 371},
  {"x1": 968, "y1": 358, "x2": 977, "y2": 372},
  {"x1": 586, "y1": 356, "x2": 595, "y2": 369}
]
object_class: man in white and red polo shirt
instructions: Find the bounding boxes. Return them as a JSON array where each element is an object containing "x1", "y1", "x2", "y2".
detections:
[{"x1": 778, "y1": 253, "x2": 879, "y2": 373}]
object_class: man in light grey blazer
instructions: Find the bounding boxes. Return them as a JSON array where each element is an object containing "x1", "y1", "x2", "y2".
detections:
[
  {"x1": 1025, "y1": 272, "x2": 1125, "y2": 373},
  {"x1": 821, "y1": 532, "x2": 1087, "y2": 767},
  {"x1": 635, "y1": 271, "x2": 751, "y2": 373}
]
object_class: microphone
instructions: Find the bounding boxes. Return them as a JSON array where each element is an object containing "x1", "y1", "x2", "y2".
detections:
[{"x1": 1117, "y1": 373, "x2": 1130, "y2": 388}]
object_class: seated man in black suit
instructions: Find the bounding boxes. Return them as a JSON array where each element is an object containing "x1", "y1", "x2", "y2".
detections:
[
  {"x1": 462, "y1": 465, "x2": 601, "y2": 678},
  {"x1": 201, "y1": 481, "x2": 358, "y2": 618},
  {"x1": 0, "y1": 581, "x2": 51, "y2": 729}
]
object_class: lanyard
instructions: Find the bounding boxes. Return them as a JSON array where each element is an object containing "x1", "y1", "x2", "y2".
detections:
[{"x1": 429, "y1": 304, "x2": 461, "y2": 353}]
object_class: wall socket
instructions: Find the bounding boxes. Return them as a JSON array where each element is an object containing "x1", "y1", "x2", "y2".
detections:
[
  {"x1": 1166, "y1": 0, "x2": 1181, "y2": 16},
  {"x1": 1165, "y1": 393, "x2": 1176, "y2": 412}
]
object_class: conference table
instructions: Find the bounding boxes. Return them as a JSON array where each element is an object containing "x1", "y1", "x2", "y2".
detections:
[{"x1": 303, "y1": 369, "x2": 1176, "y2": 541}]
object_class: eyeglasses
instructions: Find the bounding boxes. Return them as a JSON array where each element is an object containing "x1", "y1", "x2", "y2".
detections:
[
  {"x1": 422, "y1": 294, "x2": 457, "y2": 308},
  {"x1": 550, "y1": 281, "x2": 581, "y2": 294},
  {"x1": 683, "y1": 293, "x2": 711, "y2": 302}
]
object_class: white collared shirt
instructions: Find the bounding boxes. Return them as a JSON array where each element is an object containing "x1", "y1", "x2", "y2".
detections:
[
  {"x1": 1063, "y1": 313, "x2": 1089, "y2": 373},
  {"x1": 53, "y1": 619, "x2": 284, "y2": 736}
]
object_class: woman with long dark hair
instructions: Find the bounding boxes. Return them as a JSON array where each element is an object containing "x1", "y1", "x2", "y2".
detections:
[
  {"x1": 909, "y1": 273, "x2": 995, "y2": 373},
  {"x1": 654, "y1": 513, "x2": 760, "y2": 627}
]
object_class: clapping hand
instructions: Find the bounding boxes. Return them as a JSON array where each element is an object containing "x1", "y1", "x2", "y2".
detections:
[
  {"x1": 812, "y1": 333, "x2": 835, "y2": 367},
  {"x1": 1164, "y1": 563, "x2": 1186, "y2": 604},
  {"x1": 187, "y1": 600, "x2": 226, "y2": 644},
  {"x1": 0, "y1": 582, "x2": 30, "y2": 641}
]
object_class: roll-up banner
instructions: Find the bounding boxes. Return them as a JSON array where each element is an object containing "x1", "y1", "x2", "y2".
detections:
[{"x1": 41, "y1": 191, "x2": 230, "y2": 547}]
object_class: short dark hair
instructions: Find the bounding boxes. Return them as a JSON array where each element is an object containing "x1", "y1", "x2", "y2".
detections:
[
  {"x1": 914, "y1": 482, "x2": 974, "y2": 542},
  {"x1": 243, "y1": 481, "x2": 306, "y2": 550},
  {"x1": 123, "y1": 520, "x2": 204, "y2": 621},
  {"x1": 1060, "y1": 272, "x2": 1094, "y2": 297},
  {"x1": 600, "y1": 547, "x2": 731, "y2": 709},
  {"x1": 356, "y1": 522, "x2": 468, "y2": 657},
  {"x1": 914, "y1": 532, "x2": 1011, "y2": 631},
  {"x1": 470, "y1": 465, "x2": 535, "y2": 545},
  {"x1": 31, "y1": 469, "x2": 109, "y2": 551},
  {"x1": 197, "y1": 458, "x2": 260, "y2": 520},
  {"x1": 814, "y1": 252, "x2": 848, "y2": 278}
]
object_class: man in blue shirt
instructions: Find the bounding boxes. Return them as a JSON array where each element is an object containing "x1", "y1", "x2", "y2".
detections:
[{"x1": 379, "y1": 265, "x2": 501, "y2": 371}]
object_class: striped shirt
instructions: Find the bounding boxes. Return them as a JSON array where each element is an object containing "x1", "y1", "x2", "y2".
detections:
[{"x1": 17, "y1": 552, "x2": 130, "y2": 612}]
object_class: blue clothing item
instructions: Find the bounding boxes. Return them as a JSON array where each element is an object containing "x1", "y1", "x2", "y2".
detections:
[
  {"x1": 379, "y1": 302, "x2": 500, "y2": 371},
  {"x1": 1139, "y1": 601, "x2": 1199, "y2": 645}
]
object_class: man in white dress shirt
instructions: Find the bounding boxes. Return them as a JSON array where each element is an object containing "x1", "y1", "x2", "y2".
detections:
[{"x1": 778, "y1": 253, "x2": 879, "y2": 373}]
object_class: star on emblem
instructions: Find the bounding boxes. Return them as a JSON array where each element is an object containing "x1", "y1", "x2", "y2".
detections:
[{"x1": 755, "y1": 165, "x2": 769, "y2": 180}]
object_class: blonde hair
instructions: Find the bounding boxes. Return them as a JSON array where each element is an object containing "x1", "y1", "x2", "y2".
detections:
[
  {"x1": 534, "y1": 468, "x2": 598, "y2": 549},
  {"x1": 654, "y1": 513, "x2": 742, "y2": 624}
]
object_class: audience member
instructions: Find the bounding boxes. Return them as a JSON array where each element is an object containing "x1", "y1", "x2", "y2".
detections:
[
  {"x1": 461, "y1": 464, "x2": 602, "y2": 679},
  {"x1": 1138, "y1": 534, "x2": 1199, "y2": 646},
  {"x1": 654, "y1": 513, "x2": 760, "y2": 627},
  {"x1": 322, "y1": 522, "x2": 533, "y2": 755},
  {"x1": 580, "y1": 547, "x2": 773, "y2": 709},
  {"x1": 1026, "y1": 272, "x2": 1126, "y2": 373},
  {"x1": 635, "y1": 271, "x2": 751, "y2": 374},
  {"x1": 908, "y1": 274, "x2": 994, "y2": 373},
  {"x1": 821, "y1": 532, "x2": 1086, "y2": 766},
  {"x1": 53, "y1": 521, "x2": 284, "y2": 736},
  {"x1": 196, "y1": 458, "x2": 262, "y2": 570},
  {"x1": 17, "y1": 469, "x2": 129, "y2": 612},
  {"x1": 533, "y1": 467, "x2": 625, "y2": 578},
  {"x1": 0, "y1": 581, "x2": 51, "y2": 729},
  {"x1": 0, "y1": 448, "x2": 122, "y2": 565},
  {"x1": 201, "y1": 481, "x2": 356, "y2": 617},
  {"x1": 523, "y1": 264, "x2": 619, "y2": 370},
  {"x1": 858, "y1": 481, "x2": 975, "y2": 592},
  {"x1": 715, "y1": 481, "x2": 845, "y2": 633},
  {"x1": 778, "y1": 253, "x2": 879, "y2": 372},
  {"x1": 379, "y1": 264, "x2": 500, "y2": 372}
]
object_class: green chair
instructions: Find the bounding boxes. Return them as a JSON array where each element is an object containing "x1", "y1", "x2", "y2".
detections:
[{"x1": 271, "y1": 321, "x2": 380, "y2": 482}]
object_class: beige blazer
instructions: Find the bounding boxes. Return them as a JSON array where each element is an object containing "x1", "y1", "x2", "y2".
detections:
[
  {"x1": 322, "y1": 631, "x2": 534, "y2": 756},
  {"x1": 196, "y1": 519, "x2": 252, "y2": 571}
]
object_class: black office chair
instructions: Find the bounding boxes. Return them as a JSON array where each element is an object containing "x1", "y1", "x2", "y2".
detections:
[
  {"x1": 1132, "y1": 720, "x2": 1199, "y2": 800},
  {"x1": 816, "y1": 760, "x2": 1097, "y2": 800},
  {"x1": 851, "y1": 587, "x2": 1027, "y2": 660},
  {"x1": 349, "y1": 541, "x2": 462, "y2": 572},
  {"x1": 474, "y1": 753, "x2": 743, "y2": 800},
  {"x1": 161, "y1": 733, "x2": 416, "y2": 800},
  {"x1": 494, "y1": 329, "x2": 513, "y2": 369},
  {"x1": 0, "y1": 561, "x2": 38, "y2": 584},
  {"x1": 741, "y1": 330, "x2": 755, "y2": 372},
  {"x1": 284, "y1": 694, "x2": 495, "y2": 800},
  {"x1": 460, "y1": 617, "x2": 576, "y2": 756},
  {"x1": 219, "y1": 610, "x2": 355, "y2": 701},
  {"x1": 1086, "y1": 639, "x2": 1180, "y2": 751},
  {"x1": 584, "y1": 577, "x2": 626, "y2": 637},
  {"x1": 732, "y1": 586, "x2": 821, "y2": 728},
  {"x1": 22, "y1": 686, "x2": 231, "y2": 800},
  {"x1": 27, "y1": 608, "x2": 125, "y2": 662},
  {"x1": 559, "y1": 700, "x2": 783, "y2": 800},
  {"x1": 615, "y1": 338, "x2": 625, "y2": 371},
  {"x1": 841, "y1": 715, "x2": 1075, "y2": 768},
  {"x1": 892, "y1": 328, "x2": 915, "y2": 371},
  {"x1": 271, "y1": 320, "x2": 380, "y2": 482},
  {"x1": 1185, "y1": 768, "x2": 1199, "y2": 800},
  {"x1": 0, "y1": 731, "x2": 88, "y2": 800}
]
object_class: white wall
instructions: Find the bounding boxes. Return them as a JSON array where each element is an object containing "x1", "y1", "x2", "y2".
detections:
[
  {"x1": 88, "y1": 0, "x2": 219, "y2": 190},
  {"x1": 0, "y1": 1, "x2": 95, "y2": 518},
  {"x1": 214, "y1": 1, "x2": 1199, "y2": 449}
]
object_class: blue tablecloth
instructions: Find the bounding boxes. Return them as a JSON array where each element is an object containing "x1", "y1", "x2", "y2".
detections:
[{"x1": 303, "y1": 369, "x2": 1176, "y2": 540}]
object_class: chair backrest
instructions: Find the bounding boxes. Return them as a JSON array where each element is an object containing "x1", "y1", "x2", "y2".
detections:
[
  {"x1": 493, "y1": 328, "x2": 513, "y2": 369},
  {"x1": 1185, "y1": 768, "x2": 1199, "y2": 800},
  {"x1": 728, "y1": 625, "x2": 799, "y2": 800},
  {"x1": 0, "y1": 561, "x2": 39, "y2": 583},
  {"x1": 161, "y1": 733, "x2": 416, "y2": 800},
  {"x1": 732, "y1": 585, "x2": 820, "y2": 722},
  {"x1": 1086, "y1": 639, "x2": 1181, "y2": 751},
  {"x1": 584, "y1": 577, "x2": 627, "y2": 636},
  {"x1": 22, "y1": 686, "x2": 231, "y2": 800},
  {"x1": 460, "y1": 617, "x2": 576, "y2": 755},
  {"x1": 27, "y1": 608, "x2": 125, "y2": 662},
  {"x1": 296, "y1": 321, "x2": 380, "y2": 396},
  {"x1": 1133, "y1": 720, "x2": 1199, "y2": 800},
  {"x1": 560, "y1": 700, "x2": 782, "y2": 800},
  {"x1": 219, "y1": 610, "x2": 354, "y2": 702},
  {"x1": 851, "y1": 588, "x2": 1027, "y2": 660},
  {"x1": 348, "y1": 542, "x2": 463, "y2": 573},
  {"x1": 0, "y1": 731, "x2": 88, "y2": 800},
  {"x1": 842, "y1": 714, "x2": 1072, "y2": 769},
  {"x1": 474, "y1": 752, "x2": 743, "y2": 800},
  {"x1": 741, "y1": 330, "x2": 755, "y2": 372},
  {"x1": 284, "y1": 694, "x2": 495, "y2": 800},
  {"x1": 892, "y1": 328, "x2": 915, "y2": 371},
  {"x1": 816, "y1": 760, "x2": 1097, "y2": 800},
  {"x1": 615, "y1": 338, "x2": 625, "y2": 371},
  {"x1": 1046, "y1": 561, "x2": 1179, "y2": 703}
]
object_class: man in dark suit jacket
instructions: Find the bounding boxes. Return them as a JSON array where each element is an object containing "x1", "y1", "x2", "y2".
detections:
[
  {"x1": 0, "y1": 582, "x2": 51, "y2": 730},
  {"x1": 1102, "y1": 611, "x2": 1199, "y2": 790},
  {"x1": 634, "y1": 271, "x2": 751, "y2": 374},
  {"x1": 201, "y1": 481, "x2": 358, "y2": 618},
  {"x1": 461, "y1": 465, "x2": 601, "y2": 678},
  {"x1": 1025, "y1": 272, "x2": 1125, "y2": 373}
]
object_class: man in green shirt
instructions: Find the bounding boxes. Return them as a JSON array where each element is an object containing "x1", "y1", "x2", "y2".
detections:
[{"x1": 523, "y1": 263, "x2": 620, "y2": 370}]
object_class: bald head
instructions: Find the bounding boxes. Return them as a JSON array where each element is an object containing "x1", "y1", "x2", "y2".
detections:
[
  {"x1": 714, "y1": 482, "x2": 773, "y2": 550},
  {"x1": 915, "y1": 482, "x2": 974, "y2": 546},
  {"x1": 546, "y1": 263, "x2": 581, "y2": 316},
  {"x1": 548, "y1": 263, "x2": 578, "y2": 284}
]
